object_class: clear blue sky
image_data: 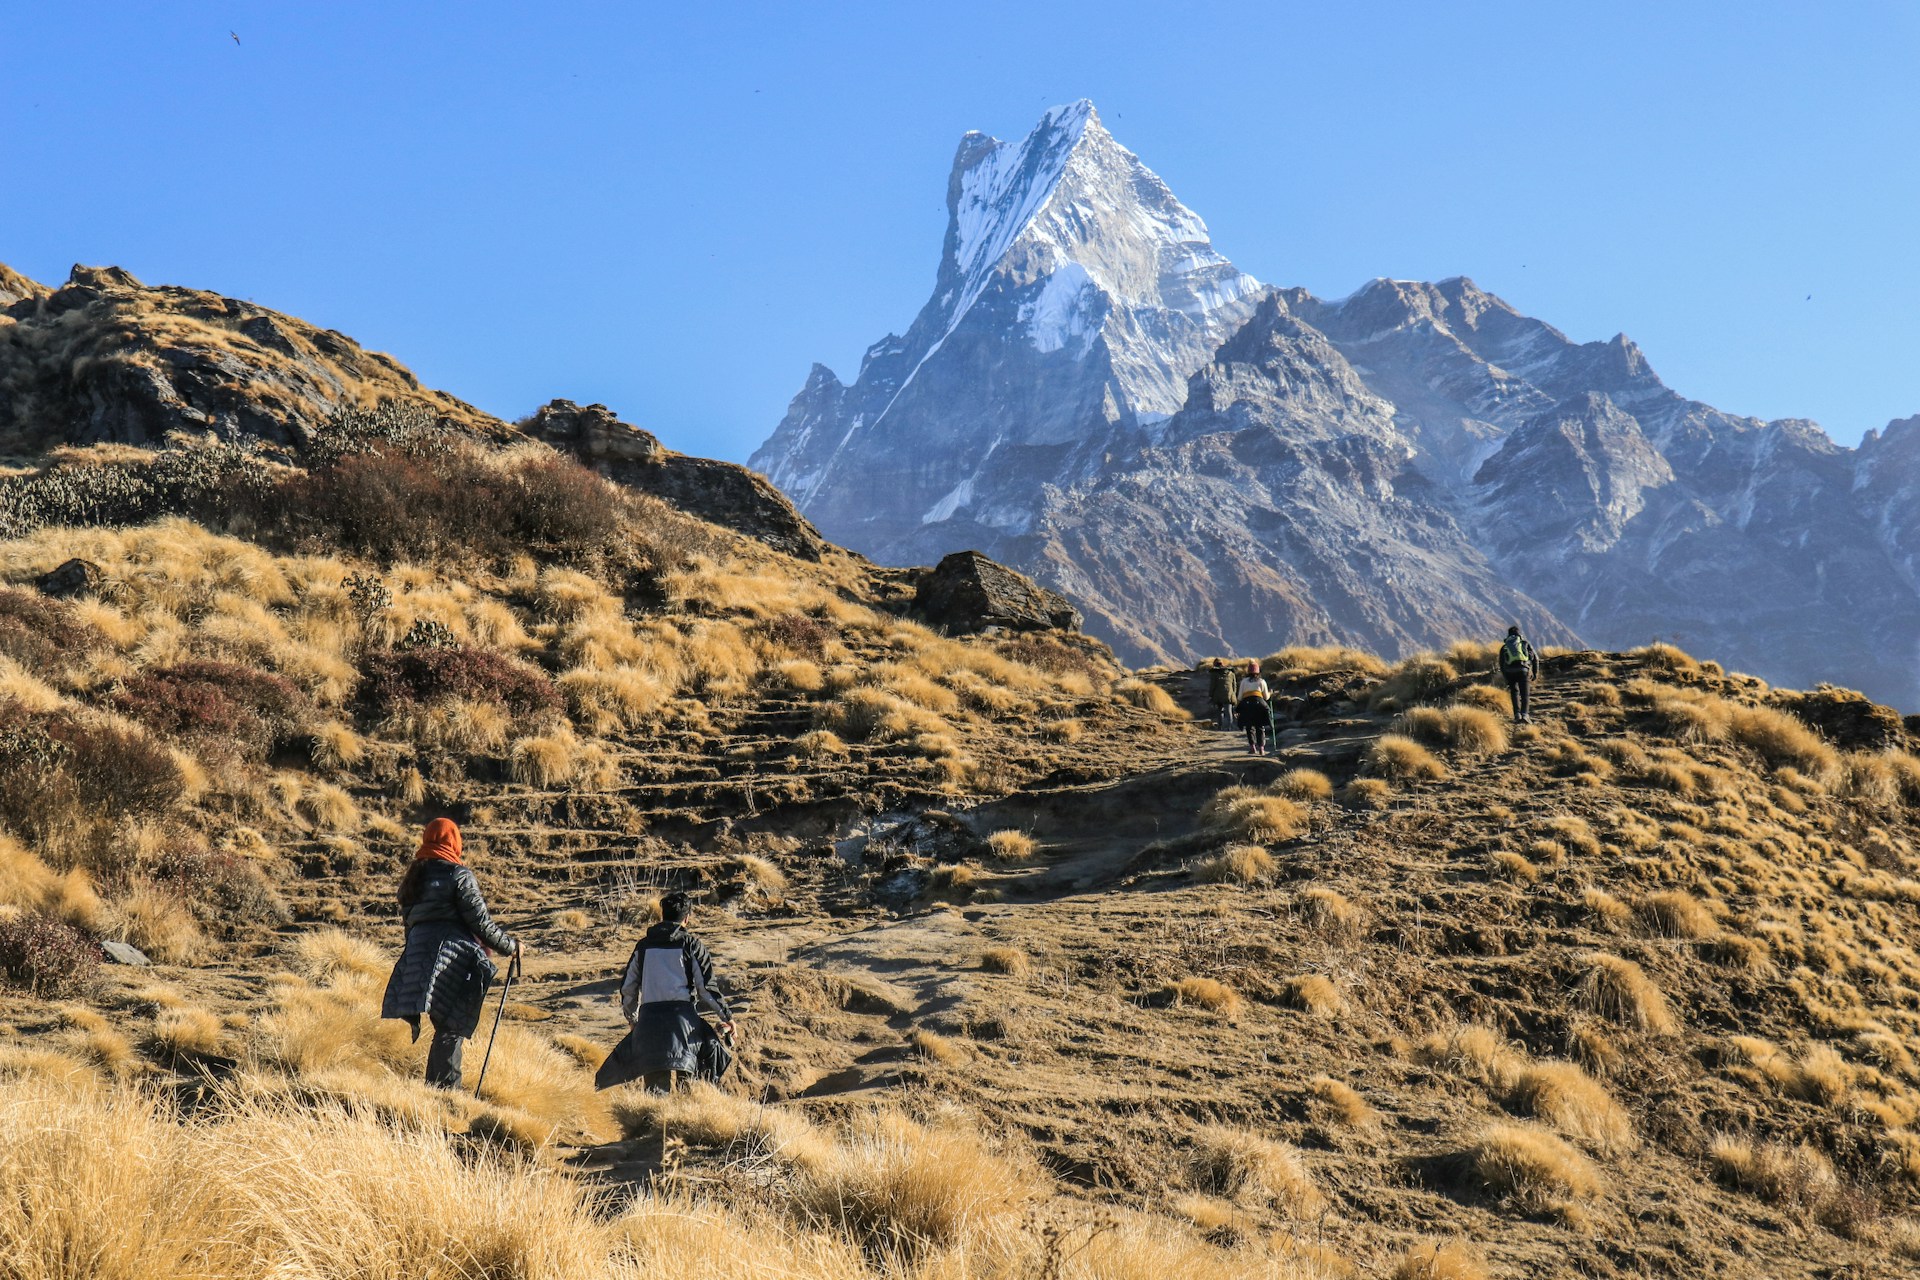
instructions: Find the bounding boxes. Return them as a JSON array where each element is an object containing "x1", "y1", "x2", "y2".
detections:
[{"x1": 3, "y1": 2, "x2": 1915, "y2": 459}]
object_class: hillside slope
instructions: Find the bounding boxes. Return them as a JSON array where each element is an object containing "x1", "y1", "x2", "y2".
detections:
[{"x1": 1, "y1": 261, "x2": 1917, "y2": 1278}]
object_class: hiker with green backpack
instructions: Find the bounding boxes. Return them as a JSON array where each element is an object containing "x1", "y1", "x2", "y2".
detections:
[{"x1": 1497, "y1": 625, "x2": 1541, "y2": 724}]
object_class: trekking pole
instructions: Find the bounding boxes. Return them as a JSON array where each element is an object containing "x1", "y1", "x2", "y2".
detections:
[{"x1": 474, "y1": 947, "x2": 520, "y2": 1097}]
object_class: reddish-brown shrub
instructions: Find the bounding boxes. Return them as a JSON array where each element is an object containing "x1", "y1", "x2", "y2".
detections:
[
  {"x1": 147, "y1": 846, "x2": 291, "y2": 925},
  {"x1": 764, "y1": 612, "x2": 836, "y2": 660},
  {"x1": 273, "y1": 451, "x2": 467, "y2": 562},
  {"x1": 269, "y1": 448, "x2": 617, "y2": 564},
  {"x1": 997, "y1": 634, "x2": 1105, "y2": 679},
  {"x1": 0, "y1": 587, "x2": 104, "y2": 669},
  {"x1": 361, "y1": 645, "x2": 561, "y2": 720},
  {"x1": 111, "y1": 661, "x2": 309, "y2": 759},
  {"x1": 0, "y1": 912, "x2": 99, "y2": 996},
  {"x1": 505, "y1": 454, "x2": 620, "y2": 554},
  {"x1": 0, "y1": 702, "x2": 185, "y2": 842}
]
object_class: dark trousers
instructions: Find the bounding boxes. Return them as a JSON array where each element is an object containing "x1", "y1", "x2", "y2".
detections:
[
  {"x1": 642, "y1": 1070, "x2": 680, "y2": 1094},
  {"x1": 426, "y1": 1016, "x2": 466, "y2": 1089},
  {"x1": 1504, "y1": 670, "x2": 1531, "y2": 721}
]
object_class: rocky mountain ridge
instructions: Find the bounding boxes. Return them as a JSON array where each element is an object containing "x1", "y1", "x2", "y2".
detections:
[{"x1": 751, "y1": 103, "x2": 1920, "y2": 708}]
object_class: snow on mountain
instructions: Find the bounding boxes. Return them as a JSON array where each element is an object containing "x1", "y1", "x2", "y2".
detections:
[{"x1": 752, "y1": 104, "x2": 1920, "y2": 709}]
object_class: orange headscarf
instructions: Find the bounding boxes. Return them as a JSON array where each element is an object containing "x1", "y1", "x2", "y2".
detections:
[{"x1": 416, "y1": 818, "x2": 464, "y2": 865}]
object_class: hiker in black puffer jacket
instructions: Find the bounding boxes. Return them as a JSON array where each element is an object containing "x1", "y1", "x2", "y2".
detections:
[
  {"x1": 380, "y1": 818, "x2": 520, "y2": 1088},
  {"x1": 601, "y1": 890, "x2": 734, "y2": 1094}
]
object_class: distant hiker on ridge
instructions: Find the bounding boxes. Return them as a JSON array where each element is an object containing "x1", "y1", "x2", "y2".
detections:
[
  {"x1": 1207, "y1": 659, "x2": 1239, "y2": 729},
  {"x1": 1498, "y1": 625, "x2": 1541, "y2": 724},
  {"x1": 1237, "y1": 662, "x2": 1274, "y2": 756},
  {"x1": 380, "y1": 818, "x2": 522, "y2": 1089},
  {"x1": 603, "y1": 890, "x2": 735, "y2": 1094}
]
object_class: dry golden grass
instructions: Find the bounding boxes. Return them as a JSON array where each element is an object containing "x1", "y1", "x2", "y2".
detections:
[
  {"x1": 1307, "y1": 1076, "x2": 1377, "y2": 1129},
  {"x1": 1709, "y1": 1134, "x2": 1856, "y2": 1226},
  {"x1": 110, "y1": 883, "x2": 205, "y2": 966},
  {"x1": 1369, "y1": 655, "x2": 1459, "y2": 710},
  {"x1": 793, "y1": 728, "x2": 850, "y2": 762},
  {"x1": 774, "y1": 658, "x2": 826, "y2": 693},
  {"x1": 1194, "y1": 844, "x2": 1278, "y2": 886},
  {"x1": 1391, "y1": 1240, "x2": 1489, "y2": 1280},
  {"x1": 296, "y1": 780, "x2": 362, "y2": 834},
  {"x1": 0, "y1": 836, "x2": 104, "y2": 931},
  {"x1": 732, "y1": 854, "x2": 789, "y2": 902},
  {"x1": 289, "y1": 928, "x2": 389, "y2": 988},
  {"x1": 928, "y1": 863, "x2": 980, "y2": 900},
  {"x1": 1544, "y1": 815, "x2": 1602, "y2": 858},
  {"x1": 553, "y1": 908, "x2": 593, "y2": 931},
  {"x1": 1444, "y1": 705, "x2": 1510, "y2": 756},
  {"x1": 1452, "y1": 684, "x2": 1511, "y2": 714},
  {"x1": 909, "y1": 1028, "x2": 964, "y2": 1064},
  {"x1": 986, "y1": 829, "x2": 1037, "y2": 862},
  {"x1": 1580, "y1": 888, "x2": 1631, "y2": 930},
  {"x1": 980, "y1": 946, "x2": 1031, "y2": 977},
  {"x1": 1367, "y1": 735, "x2": 1447, "y2": 781},
  {"x1": 1280, "y1": 975, "x2": 1343, "y2": 1017},
  {"x1": 1338, "y1": 777, "x2": 1391, "y2": 810},
  {"x1": 1298, "y1": 885, "x2": 1362, "y2": 941},
  {"x1": 1630, "y1": 642, "x2": 1699, "y2": 672},
  {"x1": 150, "y1": 1005, "x2": 226, "y2": 1057},
  {"x1": 1170, "y1": 1191, "x2": 1251, "y2": 1239},
  {"x1": 1263, "y1": 645, "x2": 1388, "y2": 678},
  {"x1": 1507, "y1": 1060, "x2": 1638, "y2": 1155},
  {"x1": 1169, "y1": 977, "x2": 1243, "y2": 1018},
  {"x1": 1201, "y1": 787, "x2": 1307, "y2": 843},
  {"x1": 1040, "y1": 716, "x2": 1085, "y2": 743},
  {"x1": 1637, "y1": 889, "x2": 1716, "y2": 938},
  {"x1": 1273, "y1": 768, "x2": 1334, "y2": 801},
  {"x1": 509, "y1": 728, "x2": 585, "y2": 787},
  {"x1": 1113, "y1": 678, "x2": 1182, "y2": 716},
  {"x1": 310, "y1": 721, "x2": 366, "y2": 770},
  {"x1": 789, "y1": 1109, "x2": 1040, "y2": 1254},
  {"x1": 1187, "y1": 1123, "x2": 1325, "y2": 1215},
  {"x1": 1470, "y1": 1123, "x2": 1603, "y2": 1205},
  {"x1": 1576, "y1": 953, "x2": 1677, "y2": 1035},
  {"x1": 0, "y1": 1075, "x2": 631, "y2": 1279},
  {"x1": 468, "y1": 1023, "x2": 614, "y2": 1147},
  {"x1": 1488, "y1": 850, "x2": 1540, "y2": 883}
]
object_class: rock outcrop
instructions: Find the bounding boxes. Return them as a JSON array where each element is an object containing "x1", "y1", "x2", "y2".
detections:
[
  {"x1": 523, "y1": 399, "x2": 825, "y2": 561},
  {"x1": 752, "y1": 104, "x2": 1920, "y2": 709},
  {"x1": 915, "y1": 551, "x2": 1082, "y2": 635},
  {"x1": 0, "y1": 263, "x2": 501, "y2": 454}
]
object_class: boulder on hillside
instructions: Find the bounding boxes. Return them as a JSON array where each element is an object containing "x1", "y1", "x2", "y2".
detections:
[
  {"x1": 520, "y1": 399, "x2": 662, "y2": 466},
  {"x1": 38, "y1": 558, "x2": 106, "y2": 599},
  {"x1": 915, "y1": 551, "x2": 1083, "y2": 635},
  {"x1": 523, "y1": 399, "x2": 825, "y2": 561}
]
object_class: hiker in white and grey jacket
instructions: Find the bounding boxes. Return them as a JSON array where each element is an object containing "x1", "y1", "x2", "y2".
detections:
[{"x1": 614, "y1": 891, "x2": 734, "y2": 1093}]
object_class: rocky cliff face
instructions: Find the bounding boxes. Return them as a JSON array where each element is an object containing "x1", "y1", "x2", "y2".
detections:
[{"x1": 753, "y1": 105, "x2": 1920, "y2": 708}]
